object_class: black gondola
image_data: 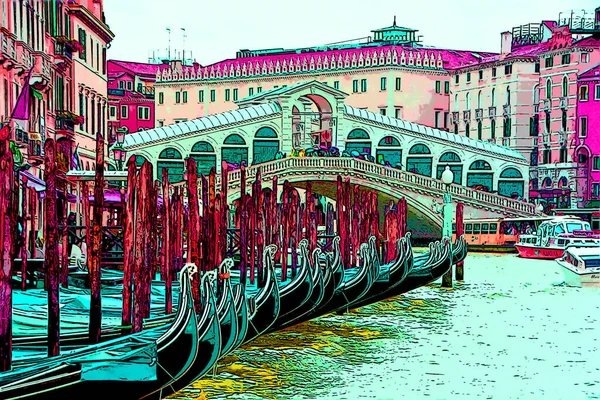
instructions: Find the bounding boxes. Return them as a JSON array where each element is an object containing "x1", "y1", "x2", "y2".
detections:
[{"x1": 274, "y1": 240, "x2": 314, "y2": 321}]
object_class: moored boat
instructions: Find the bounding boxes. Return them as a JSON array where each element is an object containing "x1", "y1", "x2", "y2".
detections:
[
  {"x1": 556, "y1": 246, "x2": 600, "y2": 288},
  {"x1": 515, "y1": 217, "x2": 600, "y2": 259}
]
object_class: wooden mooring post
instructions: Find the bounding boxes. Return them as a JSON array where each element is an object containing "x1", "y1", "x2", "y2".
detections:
[
  {"x1": 122, "y1": 157, "x2": 137, "y2": 332},
  {"x1": 455, "y1": 202, "x2": 465, "y2": 281}
]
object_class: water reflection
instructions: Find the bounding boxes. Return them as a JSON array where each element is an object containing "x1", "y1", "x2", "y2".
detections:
[{"x1": 170, "y1": 253, "x2": 600, "y2": 400}]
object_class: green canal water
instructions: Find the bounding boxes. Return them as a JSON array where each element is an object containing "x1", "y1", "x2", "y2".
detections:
[{"x1": 170, "y1": 252, "x2": 600, "y2": 400}]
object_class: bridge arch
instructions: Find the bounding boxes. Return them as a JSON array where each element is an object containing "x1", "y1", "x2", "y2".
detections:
[
  {"x1": 375, "y1": 135, "x2": 402, "y2": 166},
  {"x1": 498, "y1": 167, "x2": 525, "y2": 198},
  {"x1": 406, "y1": 143, "x2": 432, "y2": 177},
  {"x1": 190, "y1": 140, "x2": 217, "y2": 175},
  {"x1": 466, "y1": 160, "x2": 493, "y2": 191},
  {"x1": 345, "y1": 128, "x2": 372, "y2": 157},
  {"x1": 222, "y1": 133, "x2": 248, "y2": 168},
  {"x1": 436, "y1": 151, "x2": 463, "y2": 184},
  {"x1": 252, "y1": 126, "x2": 280, "y2": 165},
  {"x1": 157, "y1": 147, "x2": 184, "y2": 183}
]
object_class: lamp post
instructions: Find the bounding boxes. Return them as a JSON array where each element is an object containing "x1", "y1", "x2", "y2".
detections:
[
  {"x1": 440, "y1": 165, "x2": 454, "y2": 288},
  {"x1": 111, "y1": 128, "x2": 127, "y2": 171}
]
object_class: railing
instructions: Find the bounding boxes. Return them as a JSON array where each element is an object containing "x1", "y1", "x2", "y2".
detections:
[
  {"x1": 559, "y1": 96, "x2": 568, "y2": 110},
  {"x1": 216, "y1": 157, "x2": 537, "y2": 216},
  {"x1": 55, "y1": 117, "x2": 75, "y2": 133},
  {"x1": 463, "y1": 110, "x2": 471, "y2": 122},
  {"x1": 542, "y1": 99, "x2": 551, "y2": 111},
  {"x1": 488, "y1": 106, "x2": 496, "y2": 119},
  {"x1": 503, "y1": 104, "x2": 511, "y2": 116},
  {"x1": 452, "y1": 111, "x2": 459, "y2": 125},
  {"x1": 54, "y1": 42, "x2": 73, "y2": 60},
  {"x1": 475, "y1": 108, "x2": 483, "y2": 121}
]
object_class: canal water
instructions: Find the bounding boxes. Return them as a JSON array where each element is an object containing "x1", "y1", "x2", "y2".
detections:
[{"x1": 170, "y1": 252, "x2": 600, "y2": 400}]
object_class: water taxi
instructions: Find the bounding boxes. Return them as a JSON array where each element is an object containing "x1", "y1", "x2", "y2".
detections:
[
  {"x1": 556, "y1": 247, "x2": 600, "y2": 287},
  {"x1": 515, "y1": 216, "x2": 600, "y2": 259},
  {"x1": 452, "y1": 217, "x2": 551, "y2": 252}
]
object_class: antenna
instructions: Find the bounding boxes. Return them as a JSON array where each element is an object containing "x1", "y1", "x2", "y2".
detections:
[
  {"x1": 166, "y1": 27, "x2": 171, "y2": 60},
  {"x1": 181, "y1": 28, "x2": 187, "y2": 64}
]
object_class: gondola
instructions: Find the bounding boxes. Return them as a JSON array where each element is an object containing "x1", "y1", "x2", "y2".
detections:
[
  {"x1": 230, "y1": 282, "x2": 249, "y2": 350},
  {"x1": 0, "y1": 264, "x2": 200, "y2": 400},
  {"x1": 272, "y1": 246, "x2": 328, "y2": 331},
  {"x1": 273, "y1": 240, "x2": 314, "y2": 321},
  {"x1": 349, "y1": 234, "x2": 413, "y2": 309},
  {"x1": 320, "y1": 242, "x2": 375, "y2": 315},
  {"x1": 214, "y1": 259, "x2": 242, "y2": 358},
  {"x1": 242, "y1": 244, "x2": 281, "y2": 344}
]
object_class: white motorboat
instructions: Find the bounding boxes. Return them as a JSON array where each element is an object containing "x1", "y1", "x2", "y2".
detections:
[{"x1": 556, "y1": 246, "x2": 600, "y2": 288}]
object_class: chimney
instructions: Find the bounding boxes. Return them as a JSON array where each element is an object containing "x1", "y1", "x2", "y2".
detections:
[{"x1": 500, "y1": 31, "x2": 513, "y2": 57}]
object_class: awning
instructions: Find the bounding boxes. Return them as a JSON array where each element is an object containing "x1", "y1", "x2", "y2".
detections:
[
  {"x1": 19, "y1": 170, "x2": 45, "y2": 192},
  {"x1": 67, "y1": 191, "x2": 124, "y2": 204}
]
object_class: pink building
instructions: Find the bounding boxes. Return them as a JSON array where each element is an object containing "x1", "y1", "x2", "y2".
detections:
[
  {"x1": 107, "y1": 60, "x2": 167, "y2": 141},
  {"x1": 575, "y1": 62, "x2": 600, "y2": 228}
]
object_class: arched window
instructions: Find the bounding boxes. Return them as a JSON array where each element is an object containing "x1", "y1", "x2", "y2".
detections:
[
  {"x1": 546, "y1": 79, "x2": 552, "y2": 100},
  {"x1": 506, "y1": 86, "x2": 511, "y2": 105},
  {"x1": 467, "y1": 160, "x2": 493, "y2": 191},
  {"x1": 503, "y1": 117, "x2": 511, "y2": 137},
  {"x1": 454, "y1": 94, "x2": 459, "y2": 111},
  {"x1": 562, "y1": 76, "x2": 568, "y2": 97},
  {"x1": 491, "y1": 88, "x2": 496, "y2": 107},
  {"x1": 491, "y1": 119, "x2": 496, "y2": 139},
  {"x1": 498, "y1": 167, "x2": 525, "y2": 198},
  {"x1": 477, "y1": 90, "x2": 482, "y2": 109},
  {"x1": 134, "y1": 155, "x2": 148, "y2": 168},
  {"x1": 561, "y1": 111, "x2": 567, "y2": 131},
  {"x1": 190, "y1": 141, "x2": 216, "y2": 175},
  {"x1": 376, "y1": 135, "x2": 402, "y2": 167},
  {"x1": 436, "y1": 152, "x2": 462, "y2": 184},
  {"x1": 222, "y1": 134, "x2": 248, "y2": 167},
  {"x1": 559, "y1": 176, "x2": 569, "y2": 188},
  {"x1": 406, "y1": 144, "x2": 432, "y2": 177},
  {"x1": 533, "y1": 84, "x2": 540, "y2": 105},
  {"x1": 252, "y1": 127, "x2": 279, "y2": 165},
  {"x1": 466, "y1": 92, "x2": 471, "y2": 110},
  {"x1": 345, "y1": 129, "x2": 372, "y2": 156},
  {"x1": 477, "y1": 121, "x2": 482, "y2": 140},
  {"x1": 158, "y1": 147, "x2": 184, "y2": 183},
  {"x1": 465, "y1": 123, "x2": 470, "y2": 138}
]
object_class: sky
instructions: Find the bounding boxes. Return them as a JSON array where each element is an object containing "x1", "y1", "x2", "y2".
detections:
[{"x1": 103, "y1": 0, "x2": 596, "y2": 66}]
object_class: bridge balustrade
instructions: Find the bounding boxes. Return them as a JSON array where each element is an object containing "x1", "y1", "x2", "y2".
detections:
[{"x1": 215, "y1": 157, "x2": 535, "y2": 216}]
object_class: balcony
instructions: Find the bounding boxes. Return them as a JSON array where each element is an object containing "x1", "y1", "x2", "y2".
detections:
[
  {"x1": 55, "y1": 112, "x2": 79, "y2": 140},
  {"x1": 532, "y1": 137, "x2": 539, "y2": 147},
  {"x1": 0, "y1": 32, "x2": 17, "y2": 68},
  {"x1": 27, "y1": 135, "x2": 43, "y2": 165},
  {"x1": 501, "y1": 137, "x2": 511, "y2": 147},
  {"x1": 452, "y1": 111, "x2": 459, "y2": 125},
  {"x1": 503, "y1": 104, "x2": 511, "y2": 117},
  {"x1": 541, "y1": 99, "x2": 551, "y2": 111},
  {"x1": 559, "y1": 96, "x2": 568, "y2": 110},
  {"x1": 54, "y1": 42, "x2": 73, "y2": 61},
  {"x1": 542, "y1": 133, "x2": 550, "y2": 146},
  {"x1": 14, "y1": 40, "x2": 33, "y2": 74},
  {"x1": 15, "y1": 129, "x2": 29, "y2": 148},
  {"x1": 463, "y1": 110, "x2": 471, "y2": 122},
  {"x1": 31, "y1": 54, "x2": 52, "y2": 90},
  {"x1": 138, "y1": 86, "x2": 155, "y2": 99},
  {"x1": 475, "y1": 108, "x2": 483, "y2": 121},
  {"x1": 558, "y1": 130, "x2": 568, "y2": 146},
  {"x1": 488, "y1": 106, "x2": 496, "y2": 119}
]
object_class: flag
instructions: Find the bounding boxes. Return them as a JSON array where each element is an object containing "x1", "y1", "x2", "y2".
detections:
[
  {"x1": 71, "y1": 143, "x2": 81, "y2": 170},
  {"x1": 11, "y1": 68, "x2": 34, "y2": 124},
  {"x1": 0, "y1": 124, "x2": 9, "y2": 141}
]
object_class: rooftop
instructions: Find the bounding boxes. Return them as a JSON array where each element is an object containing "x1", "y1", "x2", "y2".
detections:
[{"x1": 108, "y1": 60, "x2": 169, "y2": 77}]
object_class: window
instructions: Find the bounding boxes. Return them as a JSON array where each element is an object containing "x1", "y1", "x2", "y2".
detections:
[
  {"x1": 593, "y1": 183, "x2": 600, "y2": 198},
  {"x1": 560, "y1": 148, "x2": 567, "y2": 163},
  {"x1": 121, "y1": 105, "x2": 128, "y2": 119},
  {"x1": 465, "y1": 123, "x2": 470, "y2": 137},
  {"x1": 466, "y1": 72, "x2": 471, "y2": 83},
  {"x1": 158, "y1": 120, "x2": 164, "y2": 127},
  {"x1": 505, "y1": 64, "x2": 513, "y2": 75},
  {"x1": 175, "y1": 92, "x2": 181, "y2": 103},
  {"x1": 491, "y1": 119, "x2": 496, "y2": 138},
  {"x1": 477, "y1": 121, "x2": 482, "y2": 139},
  {"x1": 395, "y1": 107, "x2": 403, "y2": 119},
  {"x1": 561, "y1": 53, "x2": 571, "y2": 65},
  {"x1": 360, "y1": 79, "x2": 367, "y2": 92},
  {"x1": 543, "y1": 149, "x2": 551, "y2": 164},
  {"x1": 352, "y1": 79, "x2": 358, "y2": 93},
  {"x1": 581, "y1": 52, "x2": 589, "y2": 63},
  {"x1": 534, "y1": 63, "x2": 540, "y2": 73},
  {"x1": 126, "y1": 81, "x2": 132, "y2": 91},
  {"x1": 158, "y1": 92, "x2": 164, "y2": 104},
  {"x1": 503, "y1": 117, "x2": 511, "y2": 137},
  {"x1": 444, "y1": 81, "x2": 449, "y2": 94},
  {"x1": 257, "y1": 87, "x2": 262, "y2": 93},
  {"x1": 562, "y1": 111, "x2": 567, "y2": 131},
  {"x1": 434, "y1": 110, "x2": 441, "y2": 128},
  {"x1": 478, "y1": 70, "x2": 483, "y2": 80},
  {"x1": 380, "y1": 77, "x2": 387, "y2": 91},
  {"x1": 546, "y1": 79, "x2": 552, "y2": 99},
  {"x1": 78, "y1": 28, "x2": 86, "y2": 60},
  {"x1": 455, "y1": 75, "x2": 459, "y2": 84},
  {"x1": 395, "y1": 77, "x2": 401, "y2": 91},
  {"x1": 379, "y1": 108, "x2": 387, "y2": 116},
  {"x1": 562, "y1": 77, "x2": 568, "y2": 97},
  {"x1": 444, "y1": 112, "x2": 449, "y2": 129},
  {"x1": 225, "y1": 88, "x2": 230, "y2": 102},
  {"x1": 334, "y1": 81, "x2": 340, "y2": 90},
  {"x1": 199, "y1": 90, "x2": 204, "y2": 102},
  {"x1": 435, "y1": 81, "x2": 441, "y2": 93},
  {"x1": 492, "y1": 67, "x2": 497, "y2": 78},
  {"x1": 102, "y1": 47, "x2": 106, "y2": 75},
  {"x1": 210, "y1": 90, "x2": 216, "y2": 102},
  {"x1": 580, "y1": 117, "x2": 588, "y2": 138},
  {"x1": 545, "y1": 56, "x2": 553, "y2": 68},
  {"x1": 233, "y1": 88, "x2": 238, "y2": 101},
  {"x1": 596, "y1": 85, "x2": 600, "y2": 100},
  {"x1": 249, "y1": 87, "x2": 254, "y2": 96},
  {"x1": 594, "y1": 156, "x2": 600, "y2": 170},
  {"x1": 137, "y1": 106, "x2": 150, "y2": 120},
  {"x1": 118, "y1": 81, "x2": 124, "y2": 89},
  {"x1": 182, "y1": 91, "x2": 187, "y2": 103},
  {"x1": 580, "y1": 85, "x2": 589, "y2": 101},
  {"x1": 109, "y1": 106, "x2": 116, "y2": 117}
]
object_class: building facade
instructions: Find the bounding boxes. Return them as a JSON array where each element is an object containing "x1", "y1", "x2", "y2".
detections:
[
  {"x1": 107, "y1": 60, "x2": 166, "y2": 138},
  {"x1": 153, "y1": 22, "x2": 494, "y2": 128}
]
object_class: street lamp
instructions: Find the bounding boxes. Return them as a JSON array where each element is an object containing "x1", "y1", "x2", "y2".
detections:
[
  {"x1": 111, "y1": 127, "x2": 128, "y2": 170},
  {"x1": 439, "y1": 165, "x2": 455, "y2": 288}
]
